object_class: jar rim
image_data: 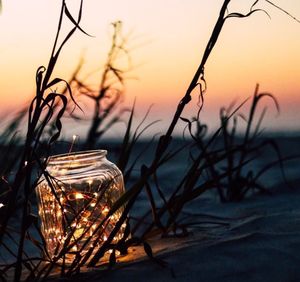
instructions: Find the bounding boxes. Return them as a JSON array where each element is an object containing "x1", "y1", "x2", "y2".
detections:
[{"x1": 48, "y1": 149, "x2": 107, "y2": 163}]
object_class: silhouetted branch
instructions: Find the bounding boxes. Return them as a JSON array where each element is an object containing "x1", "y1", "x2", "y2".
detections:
[{"x1": 265, "y1": 0, "x2": 300, "y2": 23}]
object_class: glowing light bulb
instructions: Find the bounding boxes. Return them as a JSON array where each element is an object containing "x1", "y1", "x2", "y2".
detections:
[
  {"x1": 75, "y1": 192, "x2": 84, "y2": 199},
  {"x1": 74, "y1": 227, "x2": 84, "y2": 239},
  {"x1": 0, "y1": 203, "x2": 4, "y2": 209},
  {"x1": 103, "y1": 206, "x2": 109, "y2": 214}
]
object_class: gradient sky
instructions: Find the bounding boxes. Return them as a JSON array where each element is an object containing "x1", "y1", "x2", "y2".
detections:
[{"x1": 0, "y1": 0, "x2": 299, "y2": 137}]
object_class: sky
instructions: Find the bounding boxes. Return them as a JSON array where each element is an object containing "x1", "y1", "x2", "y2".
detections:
[{"x1": 0, "y1": 0, "x2": 299, "y2": 138}]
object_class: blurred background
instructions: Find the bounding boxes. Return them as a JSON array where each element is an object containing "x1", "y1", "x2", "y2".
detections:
[{"x1": 0, "y1": 0, "x2": 299, "y2": 138}]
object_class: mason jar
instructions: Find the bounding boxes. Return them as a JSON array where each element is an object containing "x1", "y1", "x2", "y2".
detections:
[{"x1": 35, "y1": 150, "x2": 126, "y2": 261}]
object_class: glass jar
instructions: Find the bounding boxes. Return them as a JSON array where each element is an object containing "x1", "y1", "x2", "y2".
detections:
[{"x1": 36, "y1": 150, "x2": 126, "y2": 261}]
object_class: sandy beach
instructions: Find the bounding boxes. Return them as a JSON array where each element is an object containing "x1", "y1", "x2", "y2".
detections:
[{"x1": 46, "y1": 174, "x2": 300, "y2": 281}]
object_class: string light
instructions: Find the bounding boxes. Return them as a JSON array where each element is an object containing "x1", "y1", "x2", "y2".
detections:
[
  {"x1": 36, "y1": 150, "x2": 127, "y2": 262},
  {"x1": 102, "y1": 206, "x2": 109, "y2": 214},
  {"x1": 75, "y1": 192, "x2": 84, "y2": 200}
]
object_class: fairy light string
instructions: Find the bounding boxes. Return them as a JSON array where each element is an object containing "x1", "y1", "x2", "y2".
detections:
[{"x1": 36, "y1": 150, "x2": 126, "y2": 262}]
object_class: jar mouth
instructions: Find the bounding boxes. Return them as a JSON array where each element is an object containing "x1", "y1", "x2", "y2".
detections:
[
  {"x1": 48, "y1": 150, "x2": 107, "y2": 163},
  {"x1": 46, "y1": 150, "x2": 108, "y2": 177}
]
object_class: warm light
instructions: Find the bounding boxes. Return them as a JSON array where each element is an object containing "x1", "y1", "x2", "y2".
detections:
[
  {"x1": 0, "y1": 203, "x2": 4, "y2": 209},
  {"x1": 102, "y1": 206, "x2": 109, "y2": 214},
  {"x1": 74, "y1": 228, "x2": 85, "y2": 239},
  {"x1": 75, "y1": 192, "x2": 84, "y2": 199},
  {"x1": 36, "y1": 150, "x2": 126, "y2": 263}
]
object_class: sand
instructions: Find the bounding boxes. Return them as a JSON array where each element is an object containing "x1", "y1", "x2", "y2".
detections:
[
  {"x1": 3, "y1": 137, "x2": 299, "y2": 281},
  {"x1": 48, "y1": 179, "x2": 300, "y2": 282}
]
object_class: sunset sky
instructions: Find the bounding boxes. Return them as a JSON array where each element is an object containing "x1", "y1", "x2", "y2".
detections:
[{"x1": 0, "y1": 0, "x2": 299, "y2": 137}]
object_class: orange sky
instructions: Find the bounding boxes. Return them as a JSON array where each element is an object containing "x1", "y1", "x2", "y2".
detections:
[{"x1": 0, "y1": 0, "x2": 299, "y2": 136}]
